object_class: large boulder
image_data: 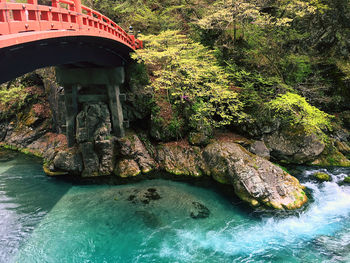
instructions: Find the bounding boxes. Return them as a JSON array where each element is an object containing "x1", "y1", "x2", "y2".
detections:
[
  {"x1": 249, "y1": 140, "x2": 270, "y2": 160},
  {"x1": 53, "y1": 150, "x2": 83, "y2": 175},
  {"x1": 263, "y1": 126, "x2": 325, "y2": 164},
  {"x1": 203, "y1": 141, "x2": 307, "y2": 209},
  {"x1": 114, "y1": 159, "x2": 141, "y2": 178},
  {"x1": 95, "y1": 139, "x2": 116, "y2": 176},
  {"x1": 80, "y1": 142, "x2": 99, "y2": 177},
  {"x1": 116, "y1": 133, "x2": 156, "y2": 173},
  {"x1": 157, "y1": 142, "x2": 209, "y2": 177}
]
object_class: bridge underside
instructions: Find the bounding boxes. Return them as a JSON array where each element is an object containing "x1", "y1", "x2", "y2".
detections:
[
  {"x1": 0, "y1": 35, "x2": 134, "y2": 84},
  {"x1": 56, "y1": 66, "x2": 126, "y2": 147}
]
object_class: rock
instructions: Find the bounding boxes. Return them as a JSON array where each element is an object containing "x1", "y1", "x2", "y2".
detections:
[
  {"x1": 311, "y1": 143, "x2": 350, "y2": 167},
  {"x1": 190, "y1": 202, "x2": 210, "y2": 219},
  {"x1": 43, "y1": 148, "x2": 56, "y2": 162},
  {"x1": 80, "y1": 142, "x2": 99, "y2": 177},
  {"x1": 95, "y1": 139, "x2": 115, "y2": 176},
  {"x1": 157, "y1": 143, "x2": 209, "y2": 177},
  {"x1": 117, "y1": 133, "x2": 156, "y2": 173},
  {"x1": 126, "y1": 188, "x2": 161, "y2": 204},
  {"x1": 135, "y1": 210, "x2": 162, "y2": 228},
  {"x1": 249, "y1": 140, "x2": 270, "y2": 160},
  {"x1": 232, "y1": 115, "x2": 280, "y2": 138},
  {"x1": 188, "y1": 131, "x2": 211, "y2": 146},
  {"x1": 335, "y1": 141, "x2": 350, "y2": 155},
  {"x1": 0, "y1": 122, "x2": 7, "y2": 141},
  {"x1": 339, "y1": 111, "x2": 350, "y2": 130},
  {"x1": 0, "y1": 149, "x2": 17, "y2": 162},
  {"x1": 76, "y1": 103, "x2": 111, "y2": 143},
  {"x1": 332, "y1": 127, "x2": 349, "y2": 142},
  {"x1": 343, "y1": 177, "x2": 350, "y2": 184},
  {"x1": 4, "y1": 122, "x2": 50, "y2": 148},
  {"x1": 203, "y1": 141, "x2": 307, "y2": 209},
  {"x1": 115, "y1": 159, "x2": 141, "y2": 177},
  {"x1": 264, "y1": 126, "x2": 325, "y2": 164},
  {"x1": 312, "y1": 172, "x2": 331, "y2": 182},
  {"x1": 53, "y1": 150, "x2": 83, "y2": 175}
]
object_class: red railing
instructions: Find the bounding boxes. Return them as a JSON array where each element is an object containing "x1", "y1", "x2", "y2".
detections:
[{"x1": 0, "y1": 0, "x2": 142, "y2": 49}]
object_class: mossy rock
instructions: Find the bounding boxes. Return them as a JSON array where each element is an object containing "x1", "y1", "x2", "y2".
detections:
[
  {"x1": 312, "y1": 172, "x2": 331, "y2": 182},
  {"x1": 43, "y1": 163, "x2": 68, "y2": 176},
  {"x1": 343, "y1": 176, "x2": 350, "y2": 184},
  {"x1": 311, "y1": 142, "x2": 350, "y2": 167}
]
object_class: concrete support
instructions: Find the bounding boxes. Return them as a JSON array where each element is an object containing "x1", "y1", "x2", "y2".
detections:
[
  {"x1": 107, "y1": 85, "x2": 124, "y2": 137},
  {"x1": 56, "y1": 66, "x2": 125, "y2": 147},
  {"x1": 64, "y1": 85, "x2": 79, "y2": 147}
]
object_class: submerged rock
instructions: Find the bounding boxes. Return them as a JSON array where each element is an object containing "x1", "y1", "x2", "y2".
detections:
[
  {"x1": 203, "y1": 141, "x2": 307, "y2": 209},
  {"x1": 312, "y1": 172, "x2": 331, "y2": 182},
  {"x1": 0, "y1": 149, "x2": 17, "y2": 162},
  {"x1": 135, "y1": 210, "x2": 162, "y2": 228},
  {"x1": 126, "y1": 188, "x2": 161, "y2": 204},
  {"x1": 190, "y1": 202, "x2": 210, "y2": 219}
]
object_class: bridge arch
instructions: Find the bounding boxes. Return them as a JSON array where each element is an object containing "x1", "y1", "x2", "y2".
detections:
[{"x1": 0, "y1": 0, "x2": 142, "y2": 83}]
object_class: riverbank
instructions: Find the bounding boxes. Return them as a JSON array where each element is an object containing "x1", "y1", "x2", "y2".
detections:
[{"x1": 1, "y1": 154, "x2": 350, "y2": 262}]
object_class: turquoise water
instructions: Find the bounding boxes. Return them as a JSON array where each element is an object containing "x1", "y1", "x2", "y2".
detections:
[{"x1": 1, "y1": 153, "x2": 350, "y2": 262}]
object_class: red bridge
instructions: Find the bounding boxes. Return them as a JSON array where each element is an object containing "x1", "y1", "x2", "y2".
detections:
[{"x1": 0, "y1": 0, "x2": 142, "y2": 83}]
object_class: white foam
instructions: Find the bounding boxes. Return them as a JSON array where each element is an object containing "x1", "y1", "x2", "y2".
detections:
[{"x1": 160, "y1": 172, "x2": 350, "y2": 260}]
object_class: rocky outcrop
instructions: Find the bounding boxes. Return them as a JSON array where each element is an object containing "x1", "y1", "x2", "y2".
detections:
[
  {"x1": 53, "y1": 150, "x2": 83, "y2": 175},
  {"x1": 311, "y1": 142, "x2": 350, "y2": 167},
  {"x1": 0, "y1": 82, "x2": 308, "y2": 210},
  {"x1": 203, "y1": 141, "x2": 307, "y2": 209},
  {"x1": 249, "y1": 140, "x2": 270, "y2": 160},
  {"x1": 75, "y1": 103, "x2": 117, "y2": 177},
  {"x1": 116, "y1": 133, "x2": 156, "y2": 174},
  {"x1": 156, "y1": 142, "x2": 209, "y2": 177},
  {"x1": 0, "y1": 122, "x2": 7, "y2": 141},
  {"x1": 115, "y1": 159, "x2": 141, "y2": 177},
  {"x1": 263, "y1": 126, "x2": 325, "y2": 164}
]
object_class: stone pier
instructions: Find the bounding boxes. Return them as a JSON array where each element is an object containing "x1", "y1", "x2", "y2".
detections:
[{"x1": 56, "y1": 67, "x2": 125, "y2": 147}]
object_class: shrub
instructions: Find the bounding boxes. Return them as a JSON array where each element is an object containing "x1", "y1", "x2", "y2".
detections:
[
  {"x1": 268, "y1": 92, "x2": 333, "y2": 137},
  {"x1": 132, "y1": 30, "x2": 243, "y2": 133}
]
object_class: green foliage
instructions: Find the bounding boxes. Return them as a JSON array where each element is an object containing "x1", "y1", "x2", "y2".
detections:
[
  {"x1": 281, "y1": 54, "x2": 312, "y2": 85},
  {"x1": 133, "y1": 30, "x2": 242, "y2": 131},
  {"x1": 0, "y1": 84, "x2": 29, "y2": 112},
  {"x1": 269, "y1": 92, "x2": 333, "y2": 136}
]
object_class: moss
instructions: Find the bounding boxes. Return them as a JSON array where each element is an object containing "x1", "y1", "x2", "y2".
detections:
[
  {"x1": 312, "y1": 172, "x2": 331, "y2": 182},
  {"x1": 343, "y1": 177, "x2": 350, "y2": 183},
  {"x1": 311, "y1": 143, "x2": 350, "y2": 167},
  {"x1": 212, "y1": 173, "x2": 231, "y2": 185},
  {"x1": 274, "y1": 163, "x2": 290, "y2": 174},
  {"x1": 0, "y1": 143, "x2": 43, "y2": 158},
  {"x1": 43, "y1": 163, "x2": 67, "y2": 176}
]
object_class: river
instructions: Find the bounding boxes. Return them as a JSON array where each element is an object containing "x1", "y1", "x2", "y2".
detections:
[{"x1": 1, "y1": 152, "x2": 350, "y2": 262}]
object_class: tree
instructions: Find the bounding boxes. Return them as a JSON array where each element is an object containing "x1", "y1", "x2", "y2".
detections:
[{"x1": 132, "y1": 30, "x2": 243, "y2": 131}]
